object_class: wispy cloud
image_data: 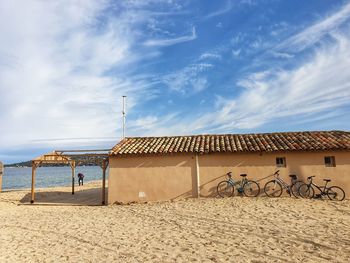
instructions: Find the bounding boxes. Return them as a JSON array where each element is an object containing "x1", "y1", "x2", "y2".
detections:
[
  {"x1": 232, "y1": 49, "x2": 241, "y2": 57},
  {"x1": 161, "y1": 63, "x2": 213, "y2": 94},
  {"x1": 0, "y1": 1, "x2": 159, "y2": 149},
  {"x1": 270, "y1": 51, "x2": 294, "y2": 59},
  {"x1": 205, "y1": 1, "x2": 232, "y2": 19},
  {"x1": 278, "y1": 2, "x2": 350, "y2": 52},
  {"x1": 143, "y1": 26, "x2": 197, "y2": 47},
  {"x1": 190, "y1": 33, "x2": 350, "y2": 131},
  {"x1": 199, "y1": 52, "x2": 222, "y2": 60},
  {"x1": 2, "y1": 0, "x2": 350, "y2": 163},
  {"x1": 131, "y1": 4, "x2": 350, "y2": 135}
]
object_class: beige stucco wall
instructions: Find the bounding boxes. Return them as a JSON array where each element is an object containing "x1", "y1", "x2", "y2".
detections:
[
  {"x1": 198, "y1": 151, "x2": 350, "y2": 198},
  {"x1": 108, "y1": 155, "x2": 198, "y2": 204},
  {"x1": 108, "y1": 151, "x2": 350, "y2": 204}
]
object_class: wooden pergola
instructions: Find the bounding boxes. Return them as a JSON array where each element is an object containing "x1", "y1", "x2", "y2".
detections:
[{"x1": 31, "y1": 149, "x2": 110, "y2": 205}]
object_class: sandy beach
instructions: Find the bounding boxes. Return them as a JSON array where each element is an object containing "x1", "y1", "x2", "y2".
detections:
[{"x1": 0, "y1": 181, "x2": 349, "y2": 262}]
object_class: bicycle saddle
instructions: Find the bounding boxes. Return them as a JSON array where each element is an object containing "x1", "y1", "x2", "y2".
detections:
[
  {"x1": 240, "y1": 174, "x2": 247, "y2": 177},
  {"x1": 323, "y1": 179, "x2": 331, "y2": 182},
  {"x1": 289, "y1": 174, "x2": 297, "y2": 178}
]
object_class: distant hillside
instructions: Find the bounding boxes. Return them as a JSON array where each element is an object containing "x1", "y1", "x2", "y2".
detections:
[
  {"x1": 5, "y1": 156, "x2": 105, "y2": 167},
  {"x1": 4, "y1": 161, "x2": 32, "y2": 167}
]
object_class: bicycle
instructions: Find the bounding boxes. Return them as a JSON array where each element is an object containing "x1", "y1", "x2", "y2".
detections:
[
  {"x1": 217, "y1": 172, "x2": 260, "y2": 198},
  {"x1": 264, "y1": 170, "x2": 303, "y2": 198},
  {"x1": 298, "y1": 176, "x2": 345, "y2": 201}
]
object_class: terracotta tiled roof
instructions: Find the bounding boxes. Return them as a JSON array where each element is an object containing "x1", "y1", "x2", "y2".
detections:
[{"x1": 110, "y1": 131, "x2": 350, "y2": 156}]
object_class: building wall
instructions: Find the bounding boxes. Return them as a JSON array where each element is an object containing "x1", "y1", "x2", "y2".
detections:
[
  {"x1": 108, "y1": 155, "x2": 198, "y2": 204},
  {"x1": 198, "y1": 151, "x2": 350, "y2": 197},
  {"x1": 108, "y1": 151, "x2": 350, "y2": 204}
]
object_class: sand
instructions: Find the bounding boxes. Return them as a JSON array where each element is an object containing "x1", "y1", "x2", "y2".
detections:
[{"x1": 0, "y1": 181, "x2": 349, "y2": 262}]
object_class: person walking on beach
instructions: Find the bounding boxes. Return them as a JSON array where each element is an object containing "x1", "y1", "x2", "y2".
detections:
[{"x1": 77, "y1": 173, "x2": 84, "y2": 186}]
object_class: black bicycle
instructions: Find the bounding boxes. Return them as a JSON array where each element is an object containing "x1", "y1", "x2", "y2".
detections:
[
  {"x1": 264, "y1": 170, "x2": 303, "y2": 198},
  {"x1": 298, "y1": 176, "x2": 345, "y2": 201},
  {"x1": 217, "y1": 172, "x2": 260, "y2": 198}
]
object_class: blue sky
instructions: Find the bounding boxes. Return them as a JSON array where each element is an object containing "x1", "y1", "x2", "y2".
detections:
[{"x1": 1, "y1": 0, "x2": 350, "y2": 163}]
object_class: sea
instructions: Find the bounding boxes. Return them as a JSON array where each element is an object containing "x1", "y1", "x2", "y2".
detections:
[{"x1": 2, "y1": 166, "x2": 108, "y2": 190}]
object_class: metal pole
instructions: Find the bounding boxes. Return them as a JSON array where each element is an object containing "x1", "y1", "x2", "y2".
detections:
[{"x1": 122, "y1": 95, "x2": 126, "y2": 139}]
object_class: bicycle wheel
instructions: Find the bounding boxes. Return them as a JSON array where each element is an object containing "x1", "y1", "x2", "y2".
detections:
[
  {"x1": 243, "y1": 180, "x2": 260, "y2": 197},
  {"x1": 327, "y1": 186, "x2": 345, "y2": 201},
  {"x1": 290, "y1": 180, "x2": 304, "y2": 198},
  {"x1": 264, "y1": 180, "x2": 283, "y2": 197},
  {"x1": 298, "y1": 184, "x2": 314, "y2": 199},
  {"x1": 217, "y1": 181, "x2": 234, "y2": 198}
]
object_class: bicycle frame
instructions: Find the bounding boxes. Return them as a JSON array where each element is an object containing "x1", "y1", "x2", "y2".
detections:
[
  {"x1": 273, "y1": 175, "x2": 289, "y2": 189},
  {"x1": 272, "y1": 171, "x2": 296, "y2": 189},
  {"x1": 227, "y1": 177, "x2": 247, "y2": 192},
  {"x1": 308, "y1": 181, "x2": 329, "y2": 195}
]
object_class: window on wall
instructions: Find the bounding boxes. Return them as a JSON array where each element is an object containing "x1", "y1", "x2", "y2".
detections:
[
  {"x1": 276, "y1": 157, "x2": 286, "y2": 167},
  {"x1": 324, "y1": 156, "x2": 336, "y2": 167}
]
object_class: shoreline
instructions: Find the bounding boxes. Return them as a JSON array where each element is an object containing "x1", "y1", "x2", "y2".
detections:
[{"x1": 1, "y1": 179, "x2": 105, "y2": 193}]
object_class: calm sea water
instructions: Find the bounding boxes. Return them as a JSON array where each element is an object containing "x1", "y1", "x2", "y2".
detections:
[{"x1": 2, "y1": 166, "x2": 108, "y2": 190}]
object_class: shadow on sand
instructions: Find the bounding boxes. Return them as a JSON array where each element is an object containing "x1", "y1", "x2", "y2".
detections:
[{"x1": 19, "y1": 187, "x2": 108, "y2": 206}]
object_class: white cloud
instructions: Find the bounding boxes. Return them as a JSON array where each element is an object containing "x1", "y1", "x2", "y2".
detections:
[
  {"x1": 190, "y1": 33, "x2": 350, "y2": 131},
  {"x1": 161, "y1": 63, "x2": 213, "y2": 94},
  {"x1": 279, "y1": 2, "x2": 350, "y2": 52},
  {"x1": 74, "y1": 34, "x2": 350, "y2": 140},
  {"x1": 232, "y1": 49, "x2": 241, "y2": 57},
  {"x1": 231, "y1": 33, "x2": 246, "y2": 46},
  {"x1": 199, "y1": 53, "x2": 222, "y2": 60},
  {"x1": 143, "y1": 26, "x2": 197, "y2": 47},
  {"x1": 205, "y1": 1, "x2": 232, "y2": 19},
  {"x1": 128, "y1": 113, "x2": 179, "y2": 135},
  {"x1": 129, "y1": 32, "x2": 350, "y2": 136},
  {"x1": 270, "y1": 51, "x2": 294, "y2": 59},
  {"x1": 0, "y1": 0, "x2": 158, "y2": 149},
  {"x1": 240, "y1": 0, "x2": 256, "y2": 6}
]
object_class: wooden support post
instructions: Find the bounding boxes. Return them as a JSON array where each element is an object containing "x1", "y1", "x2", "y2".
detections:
[
  {"x1": 195, "y1": 154, "x2": 200, "y2": 198},
  {"x1": 31, "y1": 161, "x2": 36, "y2": 203},
  {"x1": 102, "y1": 160, "x2": 107, "y2": 205},
  {"x1": 71, "y1": 161, "x2": 75, "y2": 195}
]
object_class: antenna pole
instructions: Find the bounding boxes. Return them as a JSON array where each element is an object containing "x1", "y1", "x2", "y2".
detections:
[{"x1": 122, "y1": 96, "x2": 127, "y2": 139}]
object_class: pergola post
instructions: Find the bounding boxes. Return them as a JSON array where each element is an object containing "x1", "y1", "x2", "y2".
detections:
[
  {"x1": 71, "y1": 161, "x2": 75, "y2": 195},
  {"x1": 102, "y1": 159, "x2": 107, "y2": 205},
  {"x1": 31, "y1": 161, "x2": 37, "y2": 203}
]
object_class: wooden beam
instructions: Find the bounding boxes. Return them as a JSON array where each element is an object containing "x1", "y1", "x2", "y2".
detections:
[
  {"x1": 65, "y1": 153, "x2": 109, "y2": 157},
  {"x1": 31, "y1": 161, "x2": 37, "y2": 203},
  {"x1": 102, "y1": 160, "x2": 107, "y2": 205},
  {"x1": 71, "y1": 161, "x2": 75, "y2": 195},
  {"x1": 39, "y1": 154, "x2": 108, "y2": 158},
  {"x1": 56, "y1": 149, "x2": 111, "y2": 153}
]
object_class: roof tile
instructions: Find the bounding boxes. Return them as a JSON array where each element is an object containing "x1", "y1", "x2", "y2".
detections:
[{"x1": 110, "y1": 131, "x2": 350, "y2": 156}]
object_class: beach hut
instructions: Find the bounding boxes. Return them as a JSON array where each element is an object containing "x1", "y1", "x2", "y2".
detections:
[
  {"x1": 0, "y1": 161, "x2": 3, "y2": 192},
  {"x1": 107, "y1": 131, "x2": 350, "y2": 204}
]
